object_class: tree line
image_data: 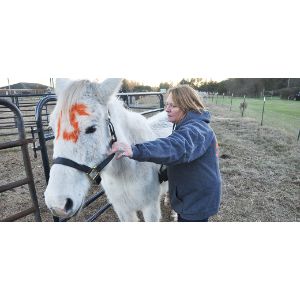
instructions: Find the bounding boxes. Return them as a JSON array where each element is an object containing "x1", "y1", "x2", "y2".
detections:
[{"x1": 122, "y1": 78, "x2": 300, "y2": 99}]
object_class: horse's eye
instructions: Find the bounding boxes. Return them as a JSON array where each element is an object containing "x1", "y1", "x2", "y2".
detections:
[{"x1": 85, "y1": 125, "x2": 97, "y2": 134}]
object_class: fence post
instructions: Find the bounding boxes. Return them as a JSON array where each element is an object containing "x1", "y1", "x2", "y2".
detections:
[
  {"x1": 241, "y1": 95, "x2": 246, "y2": 117},
  {"x1": 230, "y1": 93, "x2": 233, "y2": 111},
  {"x1": 159, "y1": 94, "x2": 164, "y2": 109},
  {"x1": 297, "y1": 129, "x2": 300, "y2": 142},
  {"x1": 7, "y1": 78, "x2": 11, "y2": 95},
  {"x1": 261, "y1": 97, "x2": 266, "y2": 126}
]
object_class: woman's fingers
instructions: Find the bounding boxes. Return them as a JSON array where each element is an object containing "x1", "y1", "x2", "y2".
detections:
[
  {"x1": 109, "y1": 142, "x2": 133, "y2": 159},
  {"x1": 109, "y1": 142, "x2": 122, "y2": 154}
]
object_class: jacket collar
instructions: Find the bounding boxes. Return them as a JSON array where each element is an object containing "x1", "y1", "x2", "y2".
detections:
[{"x1": 175, "y1": 110, "x2": 211, "y2": 129}]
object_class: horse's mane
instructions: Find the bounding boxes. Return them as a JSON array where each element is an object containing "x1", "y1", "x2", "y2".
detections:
[
  {"x1": 107, "y1": 99, "x2": 157, "y2": 144},
  {"x1": 56, "y1": 80, "x2": 98, "y2": 114}
]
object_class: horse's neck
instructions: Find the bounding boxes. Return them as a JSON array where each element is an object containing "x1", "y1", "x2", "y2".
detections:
[
  {"x1": 104, "y1": 101, "x2": 138, "y2": 175},
  {"x1": 107, "y1": 100, "x2": 155, "y2": 144},
  {"x1": 103, "y1": 100, "x2": 161, "y2": 178}
]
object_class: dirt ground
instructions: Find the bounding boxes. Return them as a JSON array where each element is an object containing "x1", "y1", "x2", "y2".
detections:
[{"x1": 0, "y1": 100, "x2": 299, "y2": 222}]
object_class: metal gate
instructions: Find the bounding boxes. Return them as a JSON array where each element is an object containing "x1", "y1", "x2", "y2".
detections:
[{"x1": 0, "y1": 99, "x2": 41, "y2": 222}]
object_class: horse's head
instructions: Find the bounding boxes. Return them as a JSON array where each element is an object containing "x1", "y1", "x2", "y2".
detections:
[{"x1": 44, "y1": 78, "x2": 123, "y2": 218}]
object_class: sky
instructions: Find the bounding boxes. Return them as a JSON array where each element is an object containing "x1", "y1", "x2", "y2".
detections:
[
  {"x1": 0, "y1": 76, "x2": 226, "y2": 88},
  {"x1": 1, "y1": 1, "x2": 298, "y2": 88}
]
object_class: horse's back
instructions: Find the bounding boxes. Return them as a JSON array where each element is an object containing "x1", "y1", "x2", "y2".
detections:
[{"x1": 147, "y1": 111, "x2": 172, "y2": 138}]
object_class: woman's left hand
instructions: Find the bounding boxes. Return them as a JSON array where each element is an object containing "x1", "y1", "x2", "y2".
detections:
[{"x1": 109, "y1": 141, "x2": 133, "y2": 160}]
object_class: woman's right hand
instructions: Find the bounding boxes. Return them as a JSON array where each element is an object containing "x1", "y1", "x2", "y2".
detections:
[{"x1": 109, "y1": 141, "x2": 133, "y2": 160}]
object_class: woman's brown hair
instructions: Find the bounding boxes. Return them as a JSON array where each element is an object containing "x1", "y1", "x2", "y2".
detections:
[{"x1": 167, "y1": 85, "x2": 205, "y2": 113}]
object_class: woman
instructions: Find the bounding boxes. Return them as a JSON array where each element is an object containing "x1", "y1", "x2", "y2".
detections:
[{"x1": 110, "y1": 85, "x2": 222, "y2": 222}]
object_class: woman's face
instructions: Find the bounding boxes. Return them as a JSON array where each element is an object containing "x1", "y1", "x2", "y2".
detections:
[{"x1": 165, "y1": 93, "x2": 186, "y2": 124}]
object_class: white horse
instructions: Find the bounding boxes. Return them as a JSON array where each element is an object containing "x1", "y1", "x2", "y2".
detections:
[{"x1": 44, "y1": 78, "x2": 172, "y2": 221}]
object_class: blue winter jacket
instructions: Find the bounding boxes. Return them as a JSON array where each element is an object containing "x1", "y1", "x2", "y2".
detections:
[{"x1": 131, "y1": 110, "x2": 222, "y2": 220}]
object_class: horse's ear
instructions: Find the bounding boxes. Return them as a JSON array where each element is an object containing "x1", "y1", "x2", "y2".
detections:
[
  {"x1": 55, "y1": 78, "x2": 73, "y2": 98},
  {"x1": 95, "y1": 78, "x2": 123, "y2": 103}
]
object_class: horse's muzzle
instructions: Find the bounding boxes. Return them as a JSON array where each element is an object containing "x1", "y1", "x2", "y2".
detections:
[{"x1": 49, "y1": 198, "x2": 74, "y2": 217}]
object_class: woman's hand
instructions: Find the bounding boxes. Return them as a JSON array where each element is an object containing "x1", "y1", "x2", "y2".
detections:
[{"x1": 109, "y1": 141, "x2": 133, "y2": 160}]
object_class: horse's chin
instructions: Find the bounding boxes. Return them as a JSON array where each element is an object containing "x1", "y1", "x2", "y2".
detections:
[{"x1": 49, "y1": 204, "x2": 82, "y2": 219}]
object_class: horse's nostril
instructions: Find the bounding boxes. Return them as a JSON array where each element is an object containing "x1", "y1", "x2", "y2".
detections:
[{"x1": 65, "y1": 198, "x2": 73, "y2": 212}]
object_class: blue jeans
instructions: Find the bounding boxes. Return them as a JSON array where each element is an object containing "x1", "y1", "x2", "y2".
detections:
[{"x1": 178, "y1": 214, "x2": 209, "y2": 222}]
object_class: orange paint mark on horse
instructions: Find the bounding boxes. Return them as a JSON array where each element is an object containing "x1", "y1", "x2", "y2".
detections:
[
  {"x1": 56, "y1": 103, "x2": 90, "y2": 143},
  {"x1": 57, "y1": 111, "x2": 62, "y2": 139}
]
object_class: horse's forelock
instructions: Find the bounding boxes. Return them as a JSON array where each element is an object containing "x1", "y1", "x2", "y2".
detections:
[
  {"x1": 57, "y1": 80, "x2": 89, "y2": 109},
  {"x1": 55, "y1": 80, "x2": 96, "y2": 123}
]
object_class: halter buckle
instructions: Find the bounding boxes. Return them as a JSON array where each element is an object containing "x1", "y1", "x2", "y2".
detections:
[{"x1": 88, "y1": 167, "x2": 102, "y2": 185}]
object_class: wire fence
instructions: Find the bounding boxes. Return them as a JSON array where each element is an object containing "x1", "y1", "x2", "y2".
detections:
[{"x1": 203, "y1": 94, "x2": 300, "y2": 140}]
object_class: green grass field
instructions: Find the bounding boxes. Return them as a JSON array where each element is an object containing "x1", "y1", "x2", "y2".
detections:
[{"x1": 206, "y1": 96, "x2": 300, "y2": 138}]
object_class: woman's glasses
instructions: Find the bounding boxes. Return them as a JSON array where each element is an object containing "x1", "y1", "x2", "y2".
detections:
[{"x1": 165, "y1": 103, "x2": 178, "y2": 109}]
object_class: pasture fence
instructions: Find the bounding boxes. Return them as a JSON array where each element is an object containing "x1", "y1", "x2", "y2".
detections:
[
  {"x1": 205, "y1": 94, "x2": 300, "y2": 140},
  {"x1": 0, "y1": 99, "x2": 41, "y2": 222}
]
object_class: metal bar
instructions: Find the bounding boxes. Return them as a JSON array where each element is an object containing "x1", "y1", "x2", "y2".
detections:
[
  {"x1": 0, "y1": 138, "x2": 33, "y2": 150},
  {"x1": 17, "y1": 104, "x2": 45, "y2": 107},
  {"x1": 0, "y1": 114, "x2": 41, "y2": 119},
  {"x1": 83, "y1": 189, "x2": 105, "y2": 208},
  {"x1": 1, "y1": 207, "x2": 36, "y2": 222},
  {"x1": 0, "y1": 109, "x2": 13, "y2": 113},
  {"x1": 141, "y1": 108, "x2": 164, "y2": 116},
  {"x1": 129, "y1": 106, "x2": 158, "y2": 110},
  {"x1": 15, "y1": 108, "x2": 49, "y2": 112},
  {"x1": 0, "y1": 123, "x2": 20, "y2": 128},
  {"x1": 35, "y1": 95, "x2": 57, "y2": 183},
  {"x1": 0, "y1": 132, "x2": 20, "y2": 137},
  {"x1": 117, "y1": 92, "x2": 164, "y2": 97},
  {"x1": 0, "y1": 121, "x2": 49, "y2": 127},
  {"x1": 0, "y1": 116, "x2": 21, "y2": 120},
  {"x1": 0, "y1": 93, "x2": 55, "y2": 98},
  {"x1": 86, "y1": 203, "x2": 112, "y2": 222},
  {"x1": 0, "y1": 178, "x2": 30, "y2": 193}
]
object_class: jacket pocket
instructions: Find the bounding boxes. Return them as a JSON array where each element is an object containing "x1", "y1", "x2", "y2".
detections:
[{"x1": 170, "y1": 187, "x2": 184, "y2": 214}]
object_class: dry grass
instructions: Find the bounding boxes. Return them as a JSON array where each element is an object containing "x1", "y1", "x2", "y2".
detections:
[{"x1": 209, "y1": 103, "x2": 299, "y2": 222}]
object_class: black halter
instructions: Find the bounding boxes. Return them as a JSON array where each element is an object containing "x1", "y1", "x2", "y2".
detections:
[{"x1": 52, "y1": 116, "x2": 117, "y2": 185}]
